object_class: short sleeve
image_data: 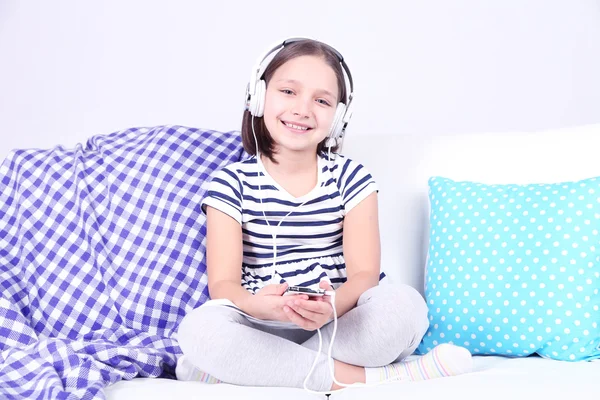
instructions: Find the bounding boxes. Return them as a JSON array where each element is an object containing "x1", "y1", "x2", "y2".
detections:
[
  {"x1": 338, "y1": 158, "x2": 378, "y2": 214},
  {"x1": 201, "y1": 167, "x2": 243, "y2": 224}
]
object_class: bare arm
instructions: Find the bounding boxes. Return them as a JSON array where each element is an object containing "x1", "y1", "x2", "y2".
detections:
[
  {"x1": 333, "y1": 191, "x2": 381, "y2": 316},
  {"x1": 205, "y1": 205, "x2": 292, "y2": 320},
  {"x1": 205, "y1": 205, "x2": 253, "y2": 310}
]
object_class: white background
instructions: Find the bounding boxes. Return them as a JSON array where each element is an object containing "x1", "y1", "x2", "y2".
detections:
[{"x1": 1, "y1": 0, "x2": 599, "y2": 159}]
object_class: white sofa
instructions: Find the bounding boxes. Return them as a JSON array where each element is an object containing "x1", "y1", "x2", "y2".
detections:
[{"x1": 106, "y1": 123, "x2": 600, "y2": 399}]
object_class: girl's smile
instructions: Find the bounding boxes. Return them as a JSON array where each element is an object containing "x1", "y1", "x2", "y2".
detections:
[{"x1": 280, "y1": 119, "x2": 314, "y2": 134}]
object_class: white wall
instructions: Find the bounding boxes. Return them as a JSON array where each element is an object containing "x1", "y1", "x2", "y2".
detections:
[{"x1": 1, "y1": 0, "x2": 599, "y2": 160}]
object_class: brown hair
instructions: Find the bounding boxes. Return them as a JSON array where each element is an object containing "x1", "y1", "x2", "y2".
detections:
[{"x1": 241, "y1": 39, "x2": 348, "y2": 163}]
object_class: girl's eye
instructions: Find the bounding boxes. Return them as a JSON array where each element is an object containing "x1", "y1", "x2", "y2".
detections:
[
  {"x1": 317, "y1": 99, "x2": 331, "y2": 106},
  {"x1": 281, "y1": 89, "x2": 294, "y2": 95}
]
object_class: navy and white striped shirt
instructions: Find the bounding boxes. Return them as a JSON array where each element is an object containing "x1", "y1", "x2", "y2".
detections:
[{"x1": 201, "y1": 153, "x2": 381, "y2": 294}]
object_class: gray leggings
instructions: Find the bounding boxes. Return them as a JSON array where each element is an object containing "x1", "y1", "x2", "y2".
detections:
[{"x1": 177, "y1": 284, "x2": 429, "y2": 391}]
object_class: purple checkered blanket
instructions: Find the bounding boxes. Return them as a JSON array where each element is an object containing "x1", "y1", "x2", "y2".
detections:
[{"x1": 0, "y1": 126, "x2": 245, "y2": 399}]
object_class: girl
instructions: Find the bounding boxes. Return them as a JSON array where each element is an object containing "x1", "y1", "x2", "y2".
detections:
[{"x1": 176, "y1": 38, "x2": 472, "y2": 392}]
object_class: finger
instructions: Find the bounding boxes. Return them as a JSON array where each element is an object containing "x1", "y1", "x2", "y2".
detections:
[
  {"x1": 314, "y1": 292, "x2": 332, "y2": 300},
  {"x1": 287, "y1": 301, "x2": 321, "y2": 322},
  {"x1": 285, "y1": 304, "x2": 330, "y2": 331},
  {"x1": 275, "y1": 282, "x2": 289, "y2": 295},
  {"x1": 290, "y1": 298, "x2": 331, "y2": 315},
  {"x1": 319, "y1": 280, "x2": 333, "y2": 291},
  {"x1": 283, "y1": 305, "x2": 315, "y2": 330},
  {"x1": 258, "y1": 283, "x2": 286, "y2": 296}
]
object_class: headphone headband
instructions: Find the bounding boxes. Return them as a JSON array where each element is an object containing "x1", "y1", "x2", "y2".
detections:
[
  {"x1": 248, "y1": 38, "x2": 354, "y2": 107},
  {"x1": 245, "y1": 37, "x2": 355, "y2": 143}
]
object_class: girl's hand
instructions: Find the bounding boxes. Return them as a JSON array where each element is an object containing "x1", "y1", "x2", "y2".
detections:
[
  {"x1": 247, "y1": 283, "x2": 308, "y2": 322},
  {"x1": 283, "y1": 281, "x2": 334, "y2": 331}
]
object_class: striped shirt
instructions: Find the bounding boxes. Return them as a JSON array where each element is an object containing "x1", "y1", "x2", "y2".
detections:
[{"x1": 201, "y1": 152, "x2": 382, "y2": 294}]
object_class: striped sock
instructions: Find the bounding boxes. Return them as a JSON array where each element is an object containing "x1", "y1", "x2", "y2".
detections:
[
  {"x1": 365, "y1": 343, "x2": 473, "y2": 383},
  {"x1": 175, "y1": 355, "x2": 222, "y2": 384}
]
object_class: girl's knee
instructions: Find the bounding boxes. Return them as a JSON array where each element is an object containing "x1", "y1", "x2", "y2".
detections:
[
  {"x1": 382, "y1": 284, "x2": 429, "y2": 337},
  {"x1": 177, "y1": 305, "x2": 239, "y2": 363},
  {"x1": 357, "y1": 284, "x2": 430, "y2": 365},
  {"x1": 361, "y1": 284, "x2": 428, "y2": 320},
  {"x1": 398, "y1": 284, "x2": 430, "y2": 334}
]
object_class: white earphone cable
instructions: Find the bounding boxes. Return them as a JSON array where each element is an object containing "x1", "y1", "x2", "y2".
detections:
[
  {"x1": 300, "y1": 140, "x2": 403, "y2": 395},
  {"x1": 251, "y1": 115, "x2": 399, "y2": 396},
  {"x1": 251, "y1": 115, "x2": 313, "y2": 284},
  {"x1": 301, "y1": 290, "x2": 406, "y2": 395}
]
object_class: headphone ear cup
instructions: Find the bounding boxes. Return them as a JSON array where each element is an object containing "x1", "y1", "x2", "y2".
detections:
[
  {"x1": 249, "y1": 79, "x2": 266, "y2": 117},
  {"x1": 328, "y1": 103, "x2": 347, "y2": 141}
]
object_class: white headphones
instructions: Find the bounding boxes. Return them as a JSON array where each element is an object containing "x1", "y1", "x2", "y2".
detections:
[{"x1": 244, "y1": 37, "x2": 355, "y2": 145}]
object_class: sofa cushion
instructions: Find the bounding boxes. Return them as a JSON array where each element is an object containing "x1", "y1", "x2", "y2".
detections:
[
  {"x1": 341, "y1": 123, "x2": 600, "y2": 294},
  {"x1": 0, "y1": 125, "x2": 245, "y2": 398},
  {"x1": 417, "y1": 175, "x2": 600, "y2": 361}
]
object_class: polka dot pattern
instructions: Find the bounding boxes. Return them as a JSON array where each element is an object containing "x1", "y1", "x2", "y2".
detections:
[{"x1": 417, "y1": 176, "x2": 600, "y2": 361}]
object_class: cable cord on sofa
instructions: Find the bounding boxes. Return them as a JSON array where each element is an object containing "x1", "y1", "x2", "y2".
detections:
[{"x1": 302, "y1": 291, "x2": 408, "y2": 395}]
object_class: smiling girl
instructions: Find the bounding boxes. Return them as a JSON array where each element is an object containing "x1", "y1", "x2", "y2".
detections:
[{"x1": 176, "y1": 38, "x2": 472, "y2": 392}]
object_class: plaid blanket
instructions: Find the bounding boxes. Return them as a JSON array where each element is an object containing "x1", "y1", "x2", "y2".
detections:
[{"x1": 0, "y1": 126, "x2": 245, "y2": 399}]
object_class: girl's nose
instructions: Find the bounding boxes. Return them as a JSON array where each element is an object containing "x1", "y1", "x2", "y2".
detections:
[{"x1": 291, "y1": 97, "x2": 311, "y2": 118}]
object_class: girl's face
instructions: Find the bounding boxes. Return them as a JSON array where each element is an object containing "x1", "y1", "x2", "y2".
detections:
[{"x1": 263, "y1": 55, "x2": 339, "y2": 158}]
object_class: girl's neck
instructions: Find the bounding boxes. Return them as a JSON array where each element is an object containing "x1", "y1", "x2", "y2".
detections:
[
  {"x1": 260, "y1": 149, "x2": 318, "y2": 177},
  {"x1": 259, "y1": 149, "x2": 320, "y2": 199}
]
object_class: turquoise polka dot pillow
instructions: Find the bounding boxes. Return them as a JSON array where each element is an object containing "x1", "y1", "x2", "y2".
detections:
[{"x1": 417, "y1": 176, "x2": 600, "y2": 361}]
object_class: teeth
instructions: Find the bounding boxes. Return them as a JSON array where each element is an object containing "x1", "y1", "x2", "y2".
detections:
[{"x1": 284, "y1": 122, "x2": 309, "y2": 130}]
